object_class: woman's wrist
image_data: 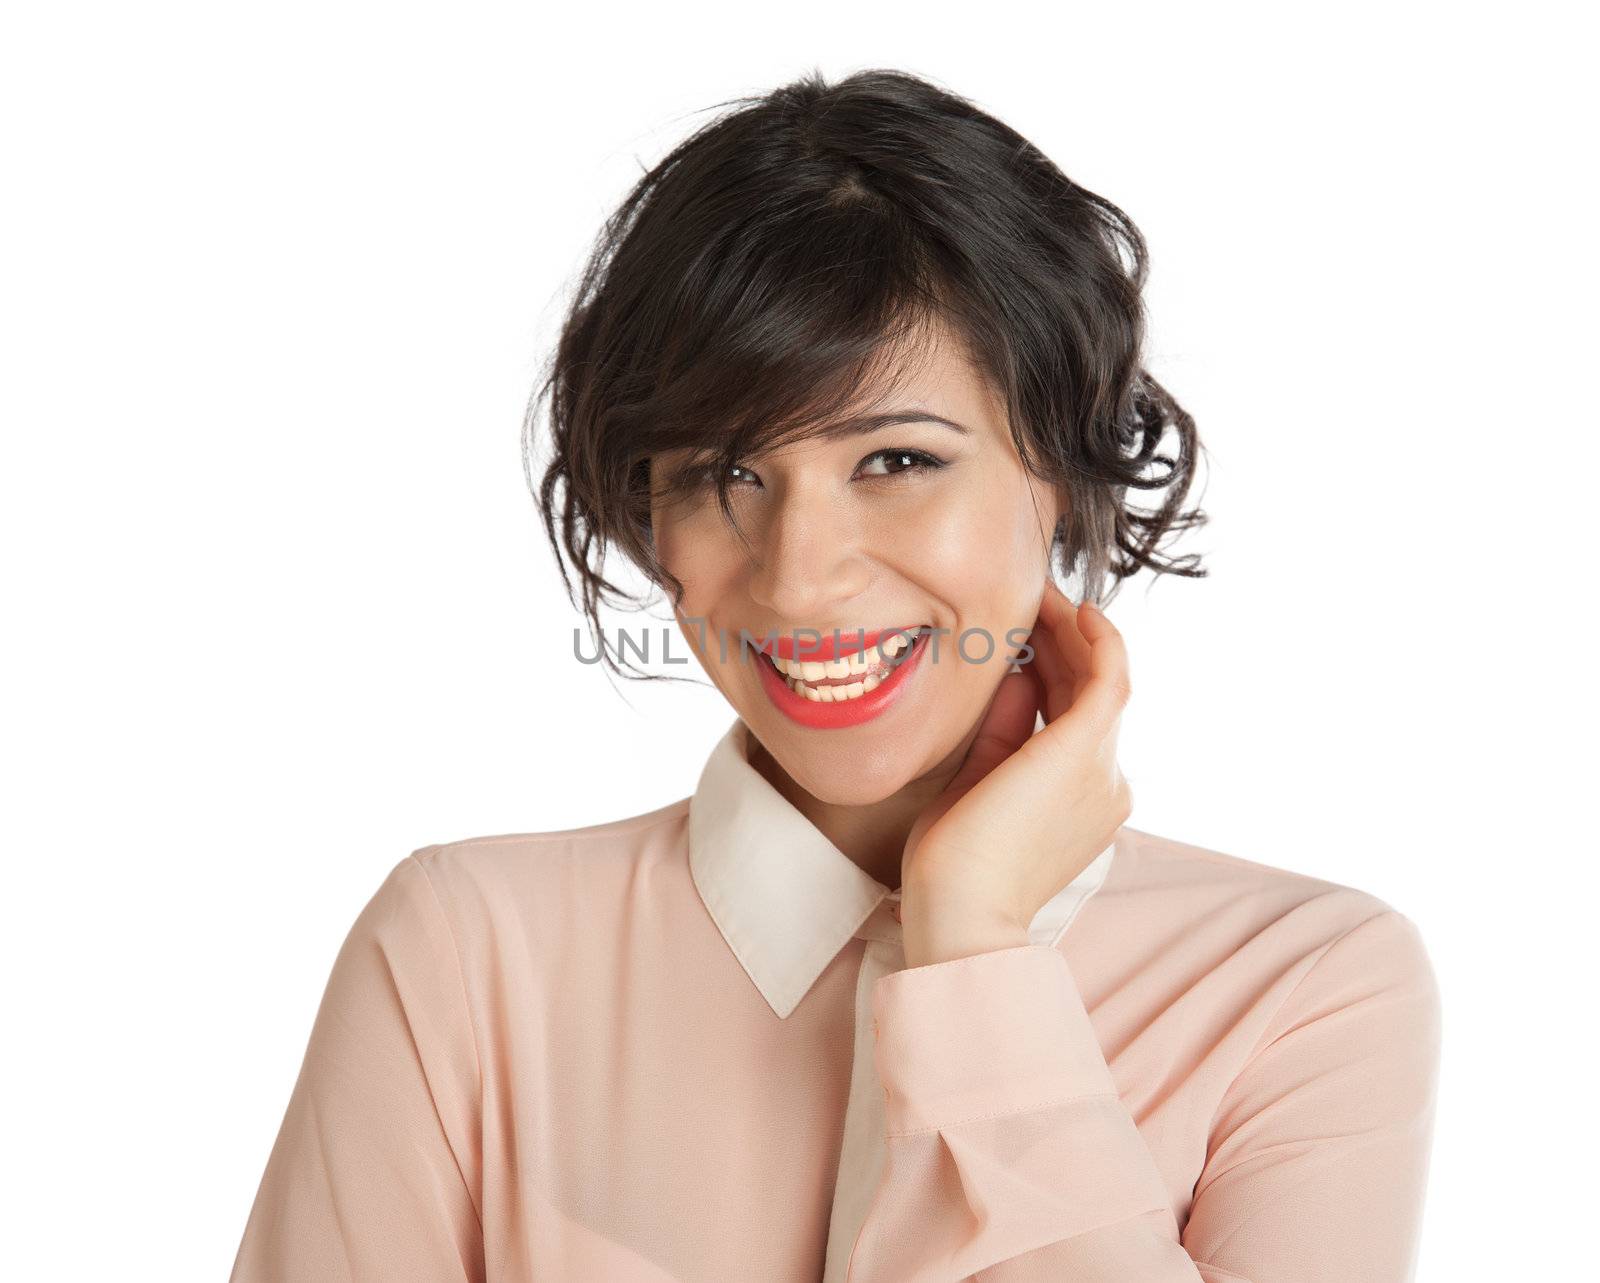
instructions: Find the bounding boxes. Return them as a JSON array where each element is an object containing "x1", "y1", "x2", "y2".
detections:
[{"x1": 899, "y1": 876, "x2": 1031, "y2": 968}]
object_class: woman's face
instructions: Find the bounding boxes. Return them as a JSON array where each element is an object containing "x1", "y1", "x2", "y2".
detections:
[{"x1": 650, "y1": 324, "x2": 1063, "y2": 806}]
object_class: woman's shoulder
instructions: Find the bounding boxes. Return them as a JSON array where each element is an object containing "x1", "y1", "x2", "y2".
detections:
[
  {"x1": 354, "y1": 798, "x2": 695, "y2": 971},
  {"x1": 406, "y1": 795, "x2": 692, "y2": 892},
  {"x1": 1103, "y1": 826, "x2": 1439, "y2": 1027},
  {"x1": 1109, "y1": 823, "x2": 1428, "y2": 953}
]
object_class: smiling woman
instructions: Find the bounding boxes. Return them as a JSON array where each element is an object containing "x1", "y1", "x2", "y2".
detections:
[
  {"x1": 648, "y1": 317, "x2": 1075, "y2": 750},
  {"x1": 533, "y1": 78, "x2": 1206, "y2": 686},
  {"x1": 231, "y1": 67, "x2": 1442, "y2": 1283}
]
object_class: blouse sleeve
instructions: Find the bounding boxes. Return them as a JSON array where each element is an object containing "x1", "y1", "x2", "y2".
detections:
[
  {"x1": 846, "y1": 910, "x2": 1442, "y2": 1283},
  {"x1": 230, "y1": 852, "x2": 486, "y2": 1282}
]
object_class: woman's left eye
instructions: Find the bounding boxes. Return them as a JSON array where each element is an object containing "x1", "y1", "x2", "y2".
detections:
[{"x1": 856, "y1": 447, "x2": 947, "y2": 479}]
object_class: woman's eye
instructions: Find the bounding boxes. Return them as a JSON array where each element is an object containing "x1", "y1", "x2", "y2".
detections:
[
  {"x1": 855, "y1": 447, "x2": 947, "y2": 479},
  {"x1": 686, "y1": 460, "x2": 757, "y2": 488},
  {"x1": 703, "y1": 447, "x2": 946, "y2": 489}
]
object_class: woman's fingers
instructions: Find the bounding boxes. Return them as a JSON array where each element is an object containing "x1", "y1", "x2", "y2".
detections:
[
  {"x1": 1028, "y1": 610, "x2": 1075, "y2": 722},
  {"x1": 1039, "y1": 580, "x2": 1093, "y2": 676},
  {"x1": 1027, "y1": 593, "x2": 1131, "y2": 756},
  {"x1": 950, "y1": 667, "x2": 1042, "y2": 795},
  {"x1": 1028, "y1": 580, "x2": 1092, "y2": 722},
  {"x1": 1071, "y1": 601, "x2": 1132, "y2": 735}
]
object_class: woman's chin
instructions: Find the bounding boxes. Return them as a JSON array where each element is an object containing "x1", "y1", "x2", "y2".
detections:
[
  {"x1": 794, "y1": 769, "x2": 915, "y2": 808},
  {"x1": 742, "y1": 718, "x2": 918, "y2": 803}
]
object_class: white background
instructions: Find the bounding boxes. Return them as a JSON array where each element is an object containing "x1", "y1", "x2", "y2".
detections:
[{"x1": 3, "y1": 2, "x2": 1592, "y2": 1278}]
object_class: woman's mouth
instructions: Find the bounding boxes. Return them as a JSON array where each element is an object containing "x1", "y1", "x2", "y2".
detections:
[
  {"x1": 765, "y1": 626, "x2": 928, "y2": 701},
  {"x1": 754, "y1": 626, "x2": 932, "y2": 728}
]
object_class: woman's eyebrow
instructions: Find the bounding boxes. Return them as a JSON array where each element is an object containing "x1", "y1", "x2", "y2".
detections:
[{"x1": 830, "y1": 410, "x2": 972, "y2": 438}]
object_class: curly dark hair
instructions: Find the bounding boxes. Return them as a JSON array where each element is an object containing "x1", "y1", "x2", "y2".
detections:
[{"x1": 524, "y1": 67, "x2": 1208, "y2": 682}]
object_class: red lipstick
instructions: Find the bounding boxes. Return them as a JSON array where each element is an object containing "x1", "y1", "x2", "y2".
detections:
[{"x1": 754, "y1": 627, "x2": 931, "y2": 729}]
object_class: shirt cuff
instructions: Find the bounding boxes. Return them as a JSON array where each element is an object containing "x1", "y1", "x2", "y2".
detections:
[{"x1": 871, "y1": 943, "x2": 1117, "y2": 1137}]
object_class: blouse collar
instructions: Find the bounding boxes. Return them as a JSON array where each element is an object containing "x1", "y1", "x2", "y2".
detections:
[{"x1": 688, "y1": 716, "x2": 1115, "y2": 1018}]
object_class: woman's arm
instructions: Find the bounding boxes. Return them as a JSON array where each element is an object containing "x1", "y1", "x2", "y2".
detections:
[
  {"x1": 846, "y1": 909, "x2": 1442, "y2": 1282},
  {"x1": 229, "y1": 852, "x2": 486, "y2": 1282}
]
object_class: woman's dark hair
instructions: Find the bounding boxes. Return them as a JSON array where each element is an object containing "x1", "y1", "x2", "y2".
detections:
[{"x1": 525, "y1": 67, "x2": 1207, "y2": 681}]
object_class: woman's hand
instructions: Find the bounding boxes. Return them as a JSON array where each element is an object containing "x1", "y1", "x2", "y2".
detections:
[{"x1": 897, "y1": 581, "x2": 1133, "y2": 969}]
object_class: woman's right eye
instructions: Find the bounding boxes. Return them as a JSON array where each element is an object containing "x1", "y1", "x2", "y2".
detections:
[{"x1": 698, "y1": 460, "x2": 759, "y2": 487}]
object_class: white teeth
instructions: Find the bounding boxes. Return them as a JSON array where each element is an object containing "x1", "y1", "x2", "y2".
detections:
[
  {"x1": 775, "y1": 627, "x2": 924, "y2": 702},
  {"x1": 770, "y1": 628, "x2": 924, "y2": 680},
  {"x1": 775, "y1": 645, "x2": 885, "y2": 680}
]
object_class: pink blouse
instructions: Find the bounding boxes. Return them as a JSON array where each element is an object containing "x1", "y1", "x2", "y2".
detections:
[{"x1": 231, "y1": 715, "x2": 1442, "y2": 1281}]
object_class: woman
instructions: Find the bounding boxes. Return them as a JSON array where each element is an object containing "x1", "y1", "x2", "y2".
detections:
[{"x1": 231, "y1": 68, "x2": 1441, "y2": 1282}]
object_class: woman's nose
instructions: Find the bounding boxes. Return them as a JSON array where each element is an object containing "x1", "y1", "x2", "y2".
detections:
[{"x1": 744, "y1": 486, "x2": 872, "y2": 624}]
